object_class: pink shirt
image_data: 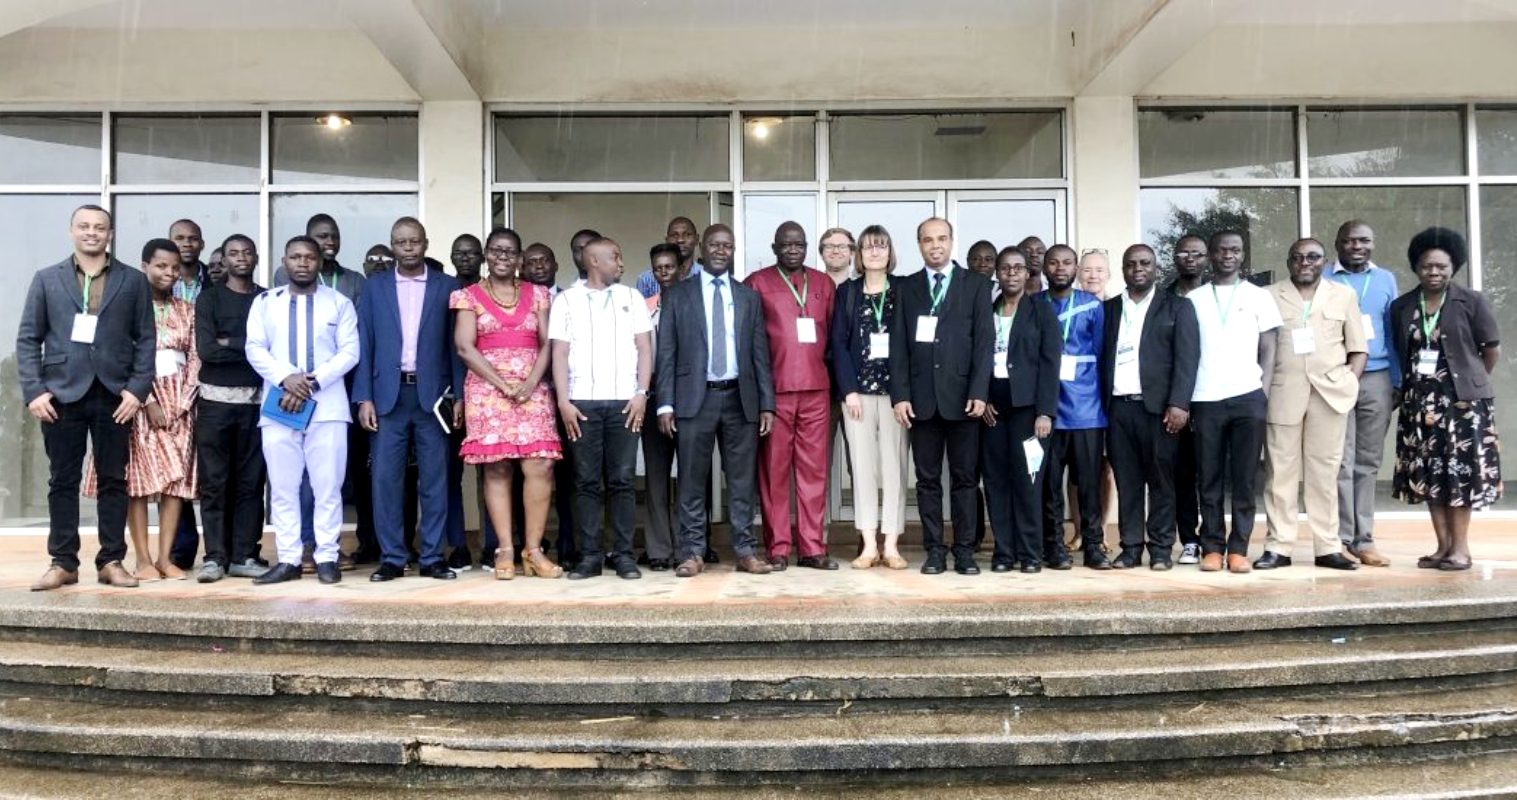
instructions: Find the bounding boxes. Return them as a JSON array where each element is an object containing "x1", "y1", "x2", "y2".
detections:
[{"x1": 395, "y1": 269, "x2": 428, "y2": 372}]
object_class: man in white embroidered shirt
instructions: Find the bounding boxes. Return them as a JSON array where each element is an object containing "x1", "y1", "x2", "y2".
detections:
[
  {"x1": 244, "y1": 236, "x2": 360, "y2": 586},
  {"x1": 550, "y1": 237, "x2": 654, "y2": 581}
]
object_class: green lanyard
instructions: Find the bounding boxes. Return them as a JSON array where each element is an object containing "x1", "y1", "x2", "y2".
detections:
[
  {"x1": 928, "y1": 268, "x2": 952, "y2": 314},
  {"x1": 1419, "y1": 292, "x2": 1443, "y2": 344},
  {"x1": 175, "y1": 279, "x2": 198, "y2": 303},
  {"x1": 78, "y1": 271, "x2": 96, "y2": 313},
  {"x1": 1300, "y1": 299, "x2": 1313, "y2": 324},
  {"x1": 1343, "y1": 271, "x2": 1371, "y2": 303},
  {"x1": 1212, "y1": 281, "x2": 1241, "y2": 328},
  {"x1": 1120, "y1": 292, "x2": 1150, "y2": 329},
  {"x1": 1053, "y1": 296, "x2": 1075, "y2": 343},
  {"x1": 867, "y1": 288, "x2": 887, "y2": 331},
  {"x1": 782, "y1": 269, "x2": 809, "y2": 316}
]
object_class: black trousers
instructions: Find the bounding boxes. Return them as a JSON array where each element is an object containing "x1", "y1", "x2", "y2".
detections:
[
  {"x1": 641, "y1": 416, "x2": 678, "y2": 561},
  {"x1": 675, "y1": 386, "x2": 761, "y2": 561},
  {"x1": 910, "y1": 415, "x2": 980, "y2": 562},
  {"x1": 167, "y1": 504, "x2": 199, "y2": 568},
  {"x1": 1191, "y1": 389, "x2": 1266, "y2": 556},
  {"x1": 980, "y1": 389, "x2": 1044, "y2": 566},
  {"x1": 1041, "y1": 427, "x2": 1105, "y2": 561},
  {"x1": 195, "y1": 400, "x2": 265, "y2": 567},
  {"x1": 350, "y1": 421, "x2": 378, "y2": 554},
  {"x1": 1107, "y1": 398, "x2": 1179, "y2": 561},
  {"x1": 569, "y1": 400, "x2": 640, "y2": 565},
  {"x1": 42, "y1": 380, "x2": 130, "y2": 572},
  {"x1": 1174, "y1": 422, "x2": 1200, "y2": 547}
]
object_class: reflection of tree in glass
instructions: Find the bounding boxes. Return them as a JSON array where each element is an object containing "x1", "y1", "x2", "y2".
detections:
[{"x1": 1146, "y1": 188, "x2": 1296, "y2": 284}]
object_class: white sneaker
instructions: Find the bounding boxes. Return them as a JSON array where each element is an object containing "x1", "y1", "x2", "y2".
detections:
[{"x1": 1178, "y1": 543, "x2": 1201, "y2": 565}]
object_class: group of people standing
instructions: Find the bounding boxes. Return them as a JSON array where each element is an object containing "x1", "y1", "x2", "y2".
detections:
[{"x1": 15, "y1": 203, "x2": 1500, "y2": 592}]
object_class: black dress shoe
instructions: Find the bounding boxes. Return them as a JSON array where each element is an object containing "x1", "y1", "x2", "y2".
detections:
[
  {"x1": 446, "y1": 549, "x2": 474, "y2": 571},
  {"x1": 1020, "y1": 562, "x2": 1042, "y2": 574},
  {"x1": 566, "y1": 561, "x2": 603, "y2": 580},
  {"x1": 1253, "y1": 551, "x2": 1292, "y2": 569},
  {"x1": 647, "y1": 558, "x2": 672, "y2": 572},
  {"x1": 991, "y1": 561, "x2": 1014, "y2": 573},
  {"x1": 316, "y1": 561, "x2": 342, "y2": 584},
  {"x1": 920, "y1": 555, "x2": 946, "y2": 575},
  {"x1": 610, "y1": 559, "x2": 642, "y2": 580},
  {"x1": 954, "y1": 558, "x2": 981, "y2": 575},
  {"x1": 1084, "y1": 554, "x2": 1112, "y2": 570},
  {"x1": 1045, "y1": 553, "x2": 1073, "y2": 570},
  {"x1": 253, "y1": 563, "x2": 301, "y2": 585},
  {"x1": 369, "y1": 562, "x2": 404, "y2": 582},
  {"x1": 1110, "y1": 554, "x2": 1140, "y2": 570},
  {"x1": 350, "y1": 548, "x2": 382, "y2": 566},
  {"x1": 797, "y1": 556, "x2": 838, "y2": 570},
  {"x1": 766, "y1": 556, "x2": 789, "y2": 571},
  {"x1": 419, "y1": 564, "x2": 458, "y2": 580},
  {"x1": 1315, "y1": 553, "x2": 1359, "y2": 571},
  {"x1": 1150, "y1": 559, "x2": 1173, "y2": 572}
]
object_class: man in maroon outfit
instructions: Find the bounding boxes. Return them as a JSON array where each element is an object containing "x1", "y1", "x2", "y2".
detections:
[{"x1": 745, "y1": 222, "x2": 838, "y2": 570}]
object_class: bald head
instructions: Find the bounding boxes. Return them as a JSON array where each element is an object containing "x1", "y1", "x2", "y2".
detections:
[{"x1": 583, "y1": 237, "x2": 624, "y2": 287}]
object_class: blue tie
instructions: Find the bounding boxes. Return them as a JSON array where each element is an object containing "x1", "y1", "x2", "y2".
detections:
[{"x1": 710, "y1": 278, "x2": 727, "y2": 377}]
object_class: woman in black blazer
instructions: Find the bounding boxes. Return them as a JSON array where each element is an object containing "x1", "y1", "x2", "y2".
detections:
[
  {"x1": 1388, "y1": 227, "x2": 1501, "y2": 571},
  {"x1": 829, "y1": 225, "x2": 909, "y2": 570},
  {"x1": 981, "y1": 247, "x2": 1061, "y2": 573}
]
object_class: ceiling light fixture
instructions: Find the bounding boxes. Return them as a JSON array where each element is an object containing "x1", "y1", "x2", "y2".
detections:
[
  {"x1": 316, "y1": 113, "x2": 352, "y2": 130},
  {"x1": 746, "y1": 116, "x2": 784, "y2": 141}
]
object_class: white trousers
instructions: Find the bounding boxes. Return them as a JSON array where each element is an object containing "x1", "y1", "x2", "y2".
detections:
[
  {"x1": 841, "y1": 394, "x2": 909, "y2": 535},
  {"x1": 262, "y1": 421, "x2": 348, "y2": 565}
]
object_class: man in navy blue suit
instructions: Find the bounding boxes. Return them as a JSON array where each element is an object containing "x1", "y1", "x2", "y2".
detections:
[{"x1": 354, "y1": 217, "x2": 465, "y2": 582}]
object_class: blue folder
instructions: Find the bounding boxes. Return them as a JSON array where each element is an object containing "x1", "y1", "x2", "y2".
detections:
[{"x1": 260, "y1": 386, "x2": 315, "y2": 431}]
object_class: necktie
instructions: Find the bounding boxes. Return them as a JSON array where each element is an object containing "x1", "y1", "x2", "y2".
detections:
[
  {"x1": 933, "y1": 272, "x2": 945, "y2": 312},
  {"x1": 710, "y1": 278, "x2": 727, "y2": 377}
]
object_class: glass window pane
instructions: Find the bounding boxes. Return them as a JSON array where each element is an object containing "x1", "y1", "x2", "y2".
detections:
[
  {"x1": 495, "y1": 116, "x2": 729, "y2": 183},
  {"x1": 833, "y1": 198, "x2": 937, "y2": 276},
  {"x1": 510, "y1": 192, "x2": 711, "y2": 286},
  {"x1": 271, "y1": 114, "x2": 418, "y2": 185},
  {"x1": 829, "y1": 112, "x2": 1062, "y2": 181},
  {"x1": 742, "y1": 194, "x2": 818, "y2": 276},
  {"x1": 1476, "y1": 108, "x2": 1517, "y2": 175},
  {"x1": 954, "y1": 197, "x2": 1059, "y2": 266},
  {"x1": 1477, "y1": 186, "x2": 1517, "y2": 507},
  {"x1": 1138, "y1": 109, "x2": 1296, "y2": 180},
  {"x1": 1139, "y1": 187, "x2": 1299, "y2": 285},
  {"x1": 1305, "y1": 108, "x2": 1463, "y2": 178},
  {"x1": 0, "y1": 194, "x2": 99, "y2": 524},
  {"x1": 113, "y1": 115, "x2": 259, "y2": 185},
  {"x1": 743, "y1": 115, "x2": 816, "y2": 182},
  {"x1": 1308, "y1": 186, "x2": 1467, "y2": 278},
  {"x1": 271, "y1": 193, "x2": 418, "y2": 284},
  {"x1": 0, "y1": 115, "x2": 101, "y2": 184},
  {"x1": 113, "y1": 194, "x2": 259, "y2": 276}
]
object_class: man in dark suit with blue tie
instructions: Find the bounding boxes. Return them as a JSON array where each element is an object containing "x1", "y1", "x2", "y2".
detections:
[
  {"x1": 654, "y1": 224, "x2": 776, "y2": 578},
  {"x1": 889, "y1": 217, "x2": 994, "y2": 576},
  {"x1": 354, "y1": 217, "x2": 464, "y2": 582},
  {"x1": 17, "y1": 205, "x2": 154, "y2": 591}
]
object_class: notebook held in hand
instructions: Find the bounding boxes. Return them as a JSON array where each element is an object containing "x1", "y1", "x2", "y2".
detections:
[{"x1": 261, "y1": 386, "x2": 315, "y2": 430}]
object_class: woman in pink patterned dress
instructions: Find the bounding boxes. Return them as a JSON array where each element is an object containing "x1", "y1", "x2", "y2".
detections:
[
  {"x1": 452, "y1": 227, "x2": 563, "y2": 581},
  {"x1": 85, "y1": 240, "x2": 199, "y2": 580}
]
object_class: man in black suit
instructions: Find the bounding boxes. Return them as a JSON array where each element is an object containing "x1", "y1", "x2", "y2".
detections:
[
  {"x1": 16, "y1": 205, "x2": 154, "y2": 591},
  {"x1": 890, "y1": 217, "x2": 994, "y2": 575},
  {"x1": 655, "y1": 224, "x2": 776, "y2": 578},
  {"x1": 1098, "y1": 244, "x2": 1200, "y2": 570}
]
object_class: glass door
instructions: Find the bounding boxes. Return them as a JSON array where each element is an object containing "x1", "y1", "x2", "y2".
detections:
[{"x1": 829, "y1": 191, "x2": 940, "y2": 275}]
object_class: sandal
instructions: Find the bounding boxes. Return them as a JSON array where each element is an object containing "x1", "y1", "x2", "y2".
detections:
[
  {"x1": 492, "y1": 548, "x2": 516, "y2": 580},
  {"x1": 521, "y1": 547, "x2": 563, "y2": 579},
  {"x1": 1438, "y1": 557, "x2": 1472, "y2": 572},
  {"x1": 882, "y1": 553, "x2": 909, "y2": 570},
  {"x1": 1416, "y1": 554, "x2": 1446, "y2": 569},
  {"x1": 851, "y1": 553, "x2": 879, "y2": 569}
]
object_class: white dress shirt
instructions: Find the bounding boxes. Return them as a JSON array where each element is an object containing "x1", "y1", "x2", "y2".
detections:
[
  {"x1": 701, "y1": 269, "x2": 738, "y2": 381},
  {"x1": 245, "y1": 285, "x2": 360, "y2": 426},
  {"x1": 1111, "y1": 290, "x2": 1154, "y2": 396}
]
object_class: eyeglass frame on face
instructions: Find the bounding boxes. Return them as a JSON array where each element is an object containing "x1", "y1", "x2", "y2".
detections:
[
  {"x1": 820, "y1": 242, "x2": 855, "y2": 253},
  {"x1": 365, "y1": 254, "x2": 393, "y2": 264},
  {"x1": 486, "y1": 245, "x2": 521, "y2": 260},
  {"x1": 1288, "y1": 251, "x2": 1325, "y2": 264},
  {"x1": 861, "y1": 242, "x2": 891, "y2": 252}
]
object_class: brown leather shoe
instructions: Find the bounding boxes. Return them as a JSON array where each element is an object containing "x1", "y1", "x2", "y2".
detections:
[
  {"x1": 30, "y1": 565, "x2": 78, "y2": 592},
  {"x1": 674, "y1": 557, "x2": 704, "y2": 578},
  {"x1": 1199, "y1": 552, "x2": 1224, "y2": 572},
  {"x1": 1350, "y1": 547, "x2": 1391, "y2": 567},
  {"x1": 735, "y1": 554, "x2": 773, "y2": 575},
  {"x1": 301, "y1": 547, "x2": 317, "y2": 575},
  {"x1": 1227, "y1": 553, "x2": 1252, "y2": 574},
  {"x1": 337, "y1": 551, "x2": 357, "y2": 572},
  {"x1": 97, "y1": 561, "x2": 141, "y2": 588}
]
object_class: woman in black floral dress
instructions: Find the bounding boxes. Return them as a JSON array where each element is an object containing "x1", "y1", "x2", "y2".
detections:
[{"x1": 1389, "y1": 227, "x2": 1501, "y2": 571}]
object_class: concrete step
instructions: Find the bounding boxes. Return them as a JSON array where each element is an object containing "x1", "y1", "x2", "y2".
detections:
[
  {"x1": 0, "y1": 683, "x2": 1513, "y2": 787},
  {"x1": 3, "y1": 748, "x2": 1517, "y2": 799},
  {"x1": 0, "y1": 629, "x2": 1514, "y2": 710}
]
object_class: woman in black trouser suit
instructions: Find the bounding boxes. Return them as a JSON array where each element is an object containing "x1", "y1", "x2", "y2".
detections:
[{"x1": 981, "y1": 248, "x2": 1061, "y2": 573}]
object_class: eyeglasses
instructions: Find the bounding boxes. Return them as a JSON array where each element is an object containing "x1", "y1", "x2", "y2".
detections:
[
  {"x1": 861, "y1": 242, "x2": 891, "y2": 252},
  {"x1": 820, "y1": 243, "x2": 855, "y2": 253},
  {"x1": 486, "y1": 247, "x2": 521, "y2": 259},
  {"x1": 364, "y1": 255, "x2": 393, "y2": 264},
  {"x1": 1080, "y1": 248, "x2": 1108, "y2": 257},
  {"x1": 1289, "y1": 252, "x2": 1326, "y2": 264}
]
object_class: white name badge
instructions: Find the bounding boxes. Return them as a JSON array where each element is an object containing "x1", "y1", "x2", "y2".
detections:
[
  {"x1": 155, "y1": 349, "x2": 186, "y2": 378},
  {"x1": 915, "y1": 316, "x2": 938, "y2": 343},
  {"x1": 868, "y1": 332, "x2": 891, "y2": 361},
  {"x1": 1059, "y1": 355, "x2": 1078, "y2": 382},
  {"x1": 70, "y1": 313, "x2": 97, "y2": 344},
  {"x1": 1361, "y1": 313, "x2": 1377, "y2": 341},
  {"x1": 1416, "y1": 348, "x2": 1439, "y2": 376},
  {"x1": 796, "y1": 318, "x2": 817, "y2": 344},
  {"x1": 1115, "y1": 342, "x2": 1137, "y2": 366},
  {"x1": 994, "y1": 360, "x2": 1009, "y2": 379},
  {"x1": 1291, "y1": 326, "x2": 1317, "y2": 355}
]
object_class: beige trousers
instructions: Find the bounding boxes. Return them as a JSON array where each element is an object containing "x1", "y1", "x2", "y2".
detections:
[
  {"x1": 1263, "y1": 389, "x2": 1349, "y2": 557},
  {"x1": 841, "y1": 394, "x2": 908, "y2": 536}
]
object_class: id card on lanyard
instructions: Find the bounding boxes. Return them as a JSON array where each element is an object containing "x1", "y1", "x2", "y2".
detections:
[
  {"x1": 1416, "y1": 293, "x2": 1442, "y2": 376},
  {"x1": 71, "y1": 269, "x2": 100, "y2": 344},
  {"x1": 1055, "y1": 295, "x2": 1077, "y2": 382},
  {"x1": 782, "y1": 269, "x2": 817, "y2": 344},
  {"x1": 916, "y1": 269, "x2": 951, "y2": 343}
]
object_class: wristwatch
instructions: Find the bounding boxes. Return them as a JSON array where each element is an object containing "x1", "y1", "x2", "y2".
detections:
[{"x1": 634, "y1": 388, "x2": 649, "y2": 397}]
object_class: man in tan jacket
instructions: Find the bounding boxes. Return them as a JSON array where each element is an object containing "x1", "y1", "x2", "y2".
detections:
[{"x1": 1257, "y1": 238, "x2": 1368, "y2": 571}]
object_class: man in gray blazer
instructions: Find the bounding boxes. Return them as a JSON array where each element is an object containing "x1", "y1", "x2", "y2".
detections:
[
  {"x1": 654, "y1": 224, "x2": 777, "y2": 578},
  {"x1": 15, "y1": 205, "x2": 155, "y2": 591}
]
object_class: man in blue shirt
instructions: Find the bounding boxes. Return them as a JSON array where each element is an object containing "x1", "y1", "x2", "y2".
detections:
[
  {"x1": 636, "y1": 217, "x2": 701, "y2": 298},
  {"x1": 1327, "y1": 221, "x2": 1397, "y2": 568},
  {"x1": 1037, "y1": 244, "x2": 1109, "y2": 570}
]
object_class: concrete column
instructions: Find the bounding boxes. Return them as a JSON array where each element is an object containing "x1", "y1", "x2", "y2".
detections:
[
  {"x1": 419, "y1": 100, "x2": 486, "y2": 248},
  {"x1": 1071, "y1": 95, "x2": 1139, "y2": 255}
]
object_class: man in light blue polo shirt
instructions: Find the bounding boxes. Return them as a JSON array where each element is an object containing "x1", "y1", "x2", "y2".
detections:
[{"x1": 1327, "y1": 220, "x2": 1397, "y2": 568}]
